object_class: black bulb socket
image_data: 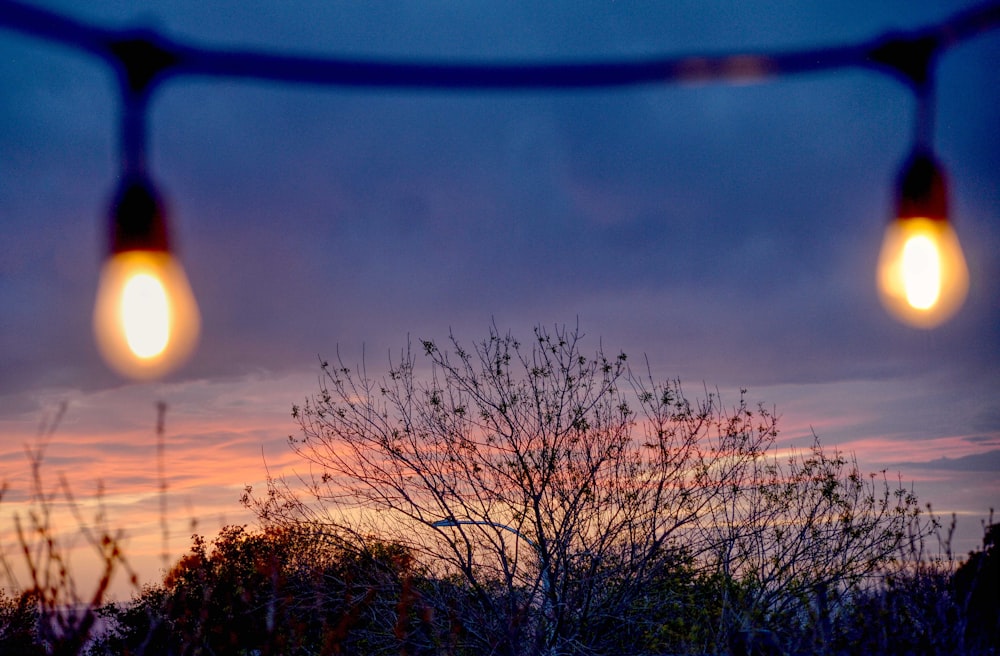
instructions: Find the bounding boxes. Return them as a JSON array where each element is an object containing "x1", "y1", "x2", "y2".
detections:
[
  {"x1": 108, "y1": 175, "x2": 171, "y2": 255},
  {"x1": 895, "y1": 148, "x2": 948, "y2": 223}
]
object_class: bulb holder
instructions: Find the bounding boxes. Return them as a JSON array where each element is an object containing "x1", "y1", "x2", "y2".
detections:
[
  {"x1": 895, "y1": 147, "x2": 947, "y2": 222},
  {"x1": 108, "y1": 175, "x2": 171, "y2": 254}
]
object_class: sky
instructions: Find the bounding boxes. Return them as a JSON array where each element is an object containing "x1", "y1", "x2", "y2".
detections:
[{"x1": 0, "y1": 0, "x2": 998, "y2": 599}]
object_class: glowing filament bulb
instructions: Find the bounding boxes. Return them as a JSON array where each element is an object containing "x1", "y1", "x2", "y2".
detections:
[
  {"x1": 93, "y1": 176, "x2": 200, "y2": 379},
  {"x1": 900, "y1": 235, "x2": 940, "y2": 310},
  {"x1": 877, "y1": 217, "x2": 968, "y2": 329},
  {"x1": 94, "y1": 251, "x2": 200, "y2": 379},
  {"x1": 877, "y1": 148, "x2": 969, "y2": 329},
  {"x1": 122, "y1": 272, "x2": 170, "y2": 358}
]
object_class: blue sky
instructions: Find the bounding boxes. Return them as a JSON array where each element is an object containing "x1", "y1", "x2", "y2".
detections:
[{"x1": 0, "y1": 0, "x2": 997, "y2": 594}]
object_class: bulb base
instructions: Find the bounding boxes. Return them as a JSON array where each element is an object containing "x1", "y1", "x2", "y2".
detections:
[
  {"x1": 109, "y1": 175, "x2": 171, "y2": 254},
  {"x1": 895, "y1": 148, "x2": 947, "y2": 222}
]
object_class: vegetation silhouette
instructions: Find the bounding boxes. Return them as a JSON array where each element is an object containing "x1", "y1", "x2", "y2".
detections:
[{"x1": 1, "y1": 325, "x2": 996, "y2": 655}]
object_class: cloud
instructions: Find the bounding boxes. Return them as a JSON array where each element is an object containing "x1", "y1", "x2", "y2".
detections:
[
  {"x1": 965, "y1": 435, "x2": 1000, "y2": 446},
  {"x1": 894, "y1": 449, "x2": 1000, "y2": 473}
]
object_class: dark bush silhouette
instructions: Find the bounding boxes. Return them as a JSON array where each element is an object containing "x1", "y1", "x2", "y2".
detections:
[
  {"x1": 0, "y1": 590, "x2": 45, "y2": 655},
  {"x1": 822, "y1": 517, "x2": 998, "y2": 656},
  {"x1": 89, "y1": 524, "x2": 443, "y2": 655},
  {"x1": 953, "y1": 522, "x2": 1000, "y2": 653}
]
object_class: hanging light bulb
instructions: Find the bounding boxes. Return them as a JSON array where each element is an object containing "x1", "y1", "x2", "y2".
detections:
[
  {"x1": 877, "y1": 148, "x2": 968, "y2": 329},
  {"x1": 93, "y1": 176, "x2": 200, "y2": 379}
]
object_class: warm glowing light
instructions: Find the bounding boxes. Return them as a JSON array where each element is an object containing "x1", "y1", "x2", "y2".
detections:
[
  {"x1": 900, "y1": 235, "x2": 940, "y2": 309},
  {"x1": 122, "y1": 273, "x2": 170, "y2": 358},
  {"x1": 93, "y1": 250, "x2": 200, "y2": 379},
  {"x1": 877, "y1": 217, "x2": 968, "y2": 329}
]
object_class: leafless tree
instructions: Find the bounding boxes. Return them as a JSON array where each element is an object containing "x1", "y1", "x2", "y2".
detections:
[
  {"x1": 700, "y1": 436, "x2": 926, "y2": 652},
  {"x1": 248, "y1": 324, "x2": 924, "y2": 655}
]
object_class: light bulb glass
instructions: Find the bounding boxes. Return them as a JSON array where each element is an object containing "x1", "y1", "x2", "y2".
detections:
[
  {"x1": 93, "y1": 250, "x2": 200, "y2": 379},
  {"x1": 877, "y1": 217, "x2": 968, "y2": 329}
]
